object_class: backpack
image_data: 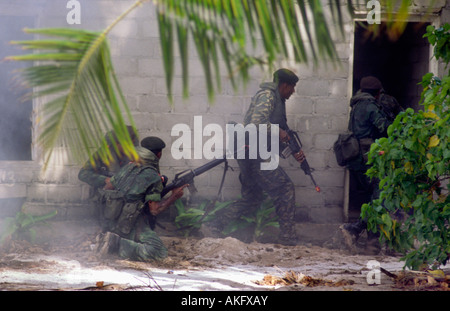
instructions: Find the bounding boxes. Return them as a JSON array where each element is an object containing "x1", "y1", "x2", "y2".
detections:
[{"x1": 333, "y1": 132, "x2": 360, "y2": 166}]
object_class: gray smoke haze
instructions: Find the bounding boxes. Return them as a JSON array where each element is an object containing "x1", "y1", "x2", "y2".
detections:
[
  {"x1": 0, "y1": 0, "x2": 115, "y2": 161},
  {"x1": 0, "y1": 15, "x2": 34, "y2": 161}
]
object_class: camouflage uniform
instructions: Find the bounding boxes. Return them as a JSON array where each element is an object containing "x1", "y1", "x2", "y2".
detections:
[
  {"x1": 78, "y1": 125, "x2": 138, "y2": 188},
  {"x1": 342, "y1": 88, "x2": 392, "y2": 248},
  {"x1": 220, "y1": 81, "x2": 298, "y2": 244},
  {"x1": 378, "y1": 90, "x2": 404, "y2": 122},
  {"x1": 78, "y1": 150, "x2": 130, "y2": 189},
  {"x1": 347, "y1": 90, "x2": 391, "y2": 171},
  {"x1": 78, "y1": 127, "x2": 138, "y2": 224},
  {"x1": 97, "y1": 147, "x2": 168, "y2": 261}
]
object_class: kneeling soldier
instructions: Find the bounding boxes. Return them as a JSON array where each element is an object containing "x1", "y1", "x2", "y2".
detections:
[{"x1": 97, "y1": 136, "x2": 187, "y2": 261}]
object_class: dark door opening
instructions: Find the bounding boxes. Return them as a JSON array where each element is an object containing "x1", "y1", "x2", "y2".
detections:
[
  {"x1": 353, "y1": 22, "x2": 430, "y2": 111},
  {"x1": 0, "y1": 16, "x2": 35, "y2": 161},
  {"x1": 348, "y1": 21, "x2": 430, "y2": 221}
]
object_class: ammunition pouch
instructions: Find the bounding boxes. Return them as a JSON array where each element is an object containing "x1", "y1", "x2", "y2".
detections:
[
  {"x1": 98, "y1": 189, "x2": 124, "y2": 220},
  {"x1": 333, "y1": 133, "x2": 360, "y2": 166},
  {"x1": 115, "y1": 201, "x2": 144, "y2": 235},
  {"x1": 98, "y1": 189, "x2": 144, "y2": 235}
]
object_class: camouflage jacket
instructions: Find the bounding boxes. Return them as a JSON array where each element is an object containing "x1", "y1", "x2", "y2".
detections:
[
  {"x1": 78, "y1": 150, "x2": 131, "y2": 189},
  {"x1": 244, "y1": 82, "x2": 288, "y2": 131},
  {"x1": 110, "y1": 147, "x2": 163, "y2": 203}
]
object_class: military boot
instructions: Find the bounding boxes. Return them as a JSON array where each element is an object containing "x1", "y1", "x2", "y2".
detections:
[
  {"x1": 340, "y1": 220, "x2": 366, "y2": 251},
  {"x1": 96, "y1": 231, "x2": 121, "y2": 256}
]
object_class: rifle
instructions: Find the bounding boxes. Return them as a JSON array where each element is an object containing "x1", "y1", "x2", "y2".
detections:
[
  {"x1": 280, "y1": 130, "x2": 321, "y2": 192},
  {"x1": 148, "y1": 156, "x2": 230, "y2": 230},
  {"x1": 161, "y1": 157, "x2": 228, "y2": 198}
]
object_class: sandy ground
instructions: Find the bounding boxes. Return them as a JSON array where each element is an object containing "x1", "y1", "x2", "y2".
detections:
[{"x1": 2, "y1": 221, "x2": 447, "y2": 293}]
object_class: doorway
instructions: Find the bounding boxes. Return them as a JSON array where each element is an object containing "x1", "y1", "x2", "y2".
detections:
[
  {"x1": 348, "y1": 21, "x2": 430, "y2": 221},
  {"x1": 353, "y1": 21, "x2": 430, "y2": 111}
]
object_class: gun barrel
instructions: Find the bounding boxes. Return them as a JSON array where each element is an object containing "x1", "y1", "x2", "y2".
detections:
[
  {"x1": 191, "y1": 158, "x2": 226, "y2": 176},
  {"x1": 290, "y1": 130, "x2": 320, "y2": 192},
  {"x1": 161, "y1": 157, "x2": 227, "y2": 197}
]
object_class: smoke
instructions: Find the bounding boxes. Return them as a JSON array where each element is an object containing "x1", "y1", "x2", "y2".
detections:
[
  {"x1": 0, "y1": 13, "x2": 35, "y2": 161},
  {"x1": 0, "y1": 0, "x2": 113, "y2": 161}
]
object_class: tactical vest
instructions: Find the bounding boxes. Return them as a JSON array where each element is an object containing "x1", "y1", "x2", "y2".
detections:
[
  {"x1": 98, "y1": 163, "x2": 160, "y2": 235},
  {"x1": 112, "y1": 163, "x2": 160, "y2": 203}
]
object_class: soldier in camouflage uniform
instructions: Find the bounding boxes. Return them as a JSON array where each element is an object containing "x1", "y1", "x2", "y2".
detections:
[
  {"x1": 78, "y1": 125, "x2": 139, "y2": 190},
  {"x1": 340, "y1": 76, "x2": 393, "y2": 254},
  {"x1": 217, "y1": 69, "x2": 305, "y2": 246},
  {"x1": 95, "y1": 137, "x2": 187, "y2": 261}
]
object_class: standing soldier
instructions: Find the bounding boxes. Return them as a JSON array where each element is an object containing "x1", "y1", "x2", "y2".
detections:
[
  {"x1": 341, "y1": 76, "x2": 392, "y2": 254},
  {"x1": 216, "y1": 69, "x2": 305, "y2": 246}
]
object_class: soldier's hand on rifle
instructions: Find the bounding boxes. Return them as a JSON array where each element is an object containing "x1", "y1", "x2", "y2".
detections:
[
  {"x1": 280, "y1": 128, "x2": 290, "y2": 143},
  {"x1": 148, "y1": 184, "x2": 189, "y2": 216},
  {"x1": 172, "y1": 184, "x2": 189, "y2": 200},
  {"x1": 294, "y1": 150, "x2": 305, "y2": 163},
  {"x1": 103, "y1": 177, "x2": 115, "y2": 190}
]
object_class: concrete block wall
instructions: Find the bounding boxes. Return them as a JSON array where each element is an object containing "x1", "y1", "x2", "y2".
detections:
[
  {"x1": 1, "y1": 0, "x2": 447, "y2": 230},
  {"x1": 1, "y1": 0, "x2": 356, "y2": 228}
]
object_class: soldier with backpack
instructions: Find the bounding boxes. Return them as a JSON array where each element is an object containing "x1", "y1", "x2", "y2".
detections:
[
  {"x1": 95, "y1": 137, "x2": 187, "y2": 261},
  {"x1": 340, "y1": 76, "x2": 395, "y2": 254}
]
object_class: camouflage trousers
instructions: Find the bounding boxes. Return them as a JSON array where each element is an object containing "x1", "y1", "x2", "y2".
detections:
[
  {"x1": 219, "y1": 159, "x2": 297, "y2": 242},
  {"x1": 117, "y1": 215, "x2": 168, "y2": 261},
  {"x1": 97, "y1": 189, "x2": 168, "y2": 261}
]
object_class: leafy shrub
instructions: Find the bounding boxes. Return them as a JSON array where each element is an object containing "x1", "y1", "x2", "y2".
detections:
[
  {"x1": 0, "y1": 209, "x2": 57, "y2": 247},
  {"x1": 174, "y1": 199, "x2": 232, "y2": 237},
  {"x1": 362, "y1": 24, "x2": 450, "y2": 270},
  {"x1": 222, "y1": 198, "x2": 279, "y2": 242}
]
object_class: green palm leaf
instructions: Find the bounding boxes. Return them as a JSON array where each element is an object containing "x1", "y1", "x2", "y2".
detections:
[
  {"x1": 6, "y1": 3, "x2": 144, "y2": 169},
  {"x1": 154, "y1": 0, "x2": 343, "y2": 102},
  {"x1": 6, "y1": 0, "x2": 419, "y2": 167}
]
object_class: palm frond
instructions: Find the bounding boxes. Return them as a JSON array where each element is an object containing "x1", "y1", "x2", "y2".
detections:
[
  {"x1": 154, "y1": 0, "x2": 344, "y2": 102},
  {"x1": 5, "y1": 0, "x2": 421, "y2": 168}
]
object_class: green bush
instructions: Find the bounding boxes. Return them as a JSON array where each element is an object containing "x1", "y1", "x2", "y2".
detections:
[
  {"x1": 0, "y1": 209, "x2": 57, "y2": 247},
  {"x1": 362, "y1": 24, "x2": 450, "y2": 270},
  {"x1": 222, "y1": 198, "x2": 279, "y2": 242},
  {"x1": 174, "y1": 199, "x2": 232, "y2": 237}
]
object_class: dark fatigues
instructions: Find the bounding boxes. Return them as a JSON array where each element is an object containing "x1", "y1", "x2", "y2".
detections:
[
  {"x1": 347, "y1": 90, "x2": 391, "y2": 177},
  {"x1": 78, "y1": 150, "x2": 130, "y2": 189},
  {"x1": 78, "y1": 126, "x2": 138, "y2": 188},
  {"x1": 346, "y1": 90, "x2": 391, "y2": 237},
  {"x1": 78, "y1": 148, "x2": 133, "y2": 226},
  {"x1": 221, "y1": 82, "x2": 298, "y2": 243},
  {"x1": 97, "y1": 147, "x2": 168, "y2": 261},
  {"x1": 378, "y1": 90, "x2": 403, "y2": 122}
]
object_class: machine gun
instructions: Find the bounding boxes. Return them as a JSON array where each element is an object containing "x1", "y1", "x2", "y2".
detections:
[
  {"x1": 161, "y1": 157, "x2": 229, "y2": 198},
  {"x1": 148, "y1": 155, "x2": 231, "y2": 230},
  {"x1": 280, "y1": 130, "x2": 321, "y2": 193}
]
